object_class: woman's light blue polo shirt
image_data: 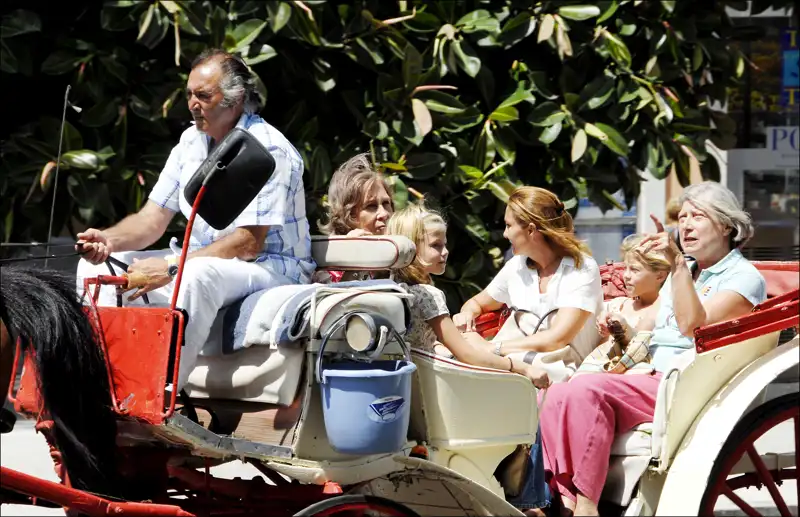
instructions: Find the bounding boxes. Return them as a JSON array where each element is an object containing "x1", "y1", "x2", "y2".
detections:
[{"x1": 650, "y1": 249, "x2": 767, "y2": 373}]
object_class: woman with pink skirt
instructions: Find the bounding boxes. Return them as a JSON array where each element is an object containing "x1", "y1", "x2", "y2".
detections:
[{"x1": 540, "y1": 182, "x2": 767, "y2": 516}]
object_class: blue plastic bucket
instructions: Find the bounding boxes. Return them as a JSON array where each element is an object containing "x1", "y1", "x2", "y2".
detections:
[{"x1": 319, "y1": 359, "x2": 417, "y2": 455}]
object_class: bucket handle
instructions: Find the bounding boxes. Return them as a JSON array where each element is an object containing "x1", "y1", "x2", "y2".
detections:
[{"x1": 315, "y1": 312, "x2": 410, "y2": 385}]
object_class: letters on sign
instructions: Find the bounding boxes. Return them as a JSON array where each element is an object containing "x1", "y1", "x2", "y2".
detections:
[{"x1": 766, "y1": 127, "x2": 800, "y2": 153}]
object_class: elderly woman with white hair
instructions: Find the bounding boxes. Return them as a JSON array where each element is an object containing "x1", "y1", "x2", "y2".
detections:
[{"x1": 537, "y1": 181, "x2": 766, "y2": 517}]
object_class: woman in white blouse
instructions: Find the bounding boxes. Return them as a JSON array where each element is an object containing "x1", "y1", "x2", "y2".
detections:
[
  {"x1": 454, "y1": 186, "x2": 603, "y2": 514},
  {"x1": 454, "y1": 186, "x2": 603, "y2": 372}
]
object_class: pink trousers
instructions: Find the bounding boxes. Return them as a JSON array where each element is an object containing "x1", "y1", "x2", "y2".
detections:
[{"x1": 540, "y1": 372, "x2": 661, "y2": 504}]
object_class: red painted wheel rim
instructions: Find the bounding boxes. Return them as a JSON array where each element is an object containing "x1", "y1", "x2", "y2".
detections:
[
  {"x1": 701, "y1": 405, "x2": 799, "y2": 516},
  {"x1": 313, "y1": 501, "x2": 411, "y2": 517}
]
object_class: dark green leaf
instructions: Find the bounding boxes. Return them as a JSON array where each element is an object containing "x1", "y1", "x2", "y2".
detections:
[
  {"x1": 499, "y1": 12, "x2": 536, "y2": 48},
  {"x1": 498, "y1": 83, "x2": 534, "y2": 109},
  {"x1": 266, "y1": 2, "x2": 292, "y2": 33},
  {"x1": 175, "y1": 0, "x2": 207, "y2": 35},
  {"x1": 460, "y1": 250, "x2": 485, "y2": 278},
  {"x1": 491, "y1": 126, "x2": 516, "y2": 161},
  {"x1": 40, "y1": 117, "x2": 83, "y2": 152},
  {"x1": 1, "y1": 9, "x2": 41, "y2": 38},
  {"x1": 596, "y1": 1, "x2": 619, "y2": 24},
  {"x1": 452, "y1": 39, "x2": 481, "y2": 77},
  {"x1": 231, "y1": 19, "x2": 267, "y2": 51},
  {"x1": 403, "y1": 152, "x2": 446, "y2": 180},
  {"x1": 594, "y1": 122, "x2": 629, "y2": 156},
  {"x1": 244, "y1": 44, "x2": 277, "y2": 65},
  {"x1": 402, "y1": 11, "x2": 441, "y2": 33},
  {"x1": 137, "y1": 4, "x2": 169, "y2": 50},
  {"x1": 41, "y1": 50, "x2": 85, "y2": 75},
  {"x1": 528, "y1": 102, "x2": 565, "y2": 126},
  {"x1": 419, "y1": 91, "x2": 467, "y2": 114},
  {"x1": 61, "y1": 150, "x2": 103, "y2": 170},
  {"x1": 386, "y1": 175, "x2": 409, "y2": 210},
  {"x1": 580, "y1": 75, "x2": 615, "y2": 111},
  {"x1": 81, "y1": 100, "x2": 119, "y2": 128},
  {"x1": 529, "y1": 70, "x2": 558, "y2": 100},
  {"x1": 0, "y1": 41, "x2": 18, "y2": 73},
  {"x1": 539, "y1": 121, "x2": 563, "y2": 144},
  {"x1": 476, "y1": 66, "x2": 496, "y2": 106},
  {"x1": 701, "y1": 156, "x2": 721, "y2": 182},
  {"x1": 489, "y1": 105, "x2": 519, "y2": 122},
  {"x1": 602, "y1": 30, "x2": 631, "y2": 68},
  {"x1": 99, "y1": 55, "x2": 127, "y2": 83},
  {"x1": 402, "y1": 43, "x2": 422, "y2": 88},
  {"x1": 557, "y1": 5, "x2": 601, "y2": 21},
  {"x1": 455, "y1": 10, "x2": 498, "y2": 34},
  {"x1": 459, "y1": 164, "x2": 483, "y2": 180}
]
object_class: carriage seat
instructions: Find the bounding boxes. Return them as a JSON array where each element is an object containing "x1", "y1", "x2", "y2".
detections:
[
  {"x1": 600, "y1": 261, "x2": 799, "y2": 506},
  {"x1": 182, "y1": 236, "x2": 416, "y2": 405}
]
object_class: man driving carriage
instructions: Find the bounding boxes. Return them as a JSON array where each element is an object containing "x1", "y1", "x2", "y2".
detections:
[{"x1": 75, "y1": 48, "x2": 314, "y2": 390}]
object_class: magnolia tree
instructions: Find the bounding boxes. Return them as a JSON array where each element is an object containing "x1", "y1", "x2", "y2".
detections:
[{"x1": 0, "y1": 0, "x2": 790, "y2": 305}]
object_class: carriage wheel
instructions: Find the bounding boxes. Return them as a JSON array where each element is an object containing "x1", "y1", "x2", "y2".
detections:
[
  {"x1": 293, "y1": 494, "x2": 421, "y2": 517},
  {"x1": 700, "y1": 393, "x2": 799, "y2": 516}
]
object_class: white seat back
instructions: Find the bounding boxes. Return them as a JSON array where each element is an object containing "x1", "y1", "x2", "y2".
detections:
[
  {"x1": 311, "y1": 235, "x2": 416, "y2": 270},
  {"x1": 411, "y1": 349, "x2": 538, "y2": 449},
  {"x1": 652, "y1": 331, "x2": 780, "y2": 468}
]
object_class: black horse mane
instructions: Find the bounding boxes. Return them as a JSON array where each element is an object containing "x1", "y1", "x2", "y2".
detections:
[{"x1": 0, "y1": 266, "x2": 119, "y2": 495}]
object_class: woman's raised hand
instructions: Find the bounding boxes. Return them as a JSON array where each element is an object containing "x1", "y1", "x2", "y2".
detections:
[{"x1": 637, "y1": 214, "x2": 681, "y2": 267}]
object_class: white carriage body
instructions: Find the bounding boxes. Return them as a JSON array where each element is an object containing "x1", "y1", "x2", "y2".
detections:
[{"x1": 108, "y1": 236, "x2": 797, "y2": 517}]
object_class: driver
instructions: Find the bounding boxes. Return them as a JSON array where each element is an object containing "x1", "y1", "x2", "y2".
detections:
[{"x1": 74, "y1": 48, "x2": 314, "y2": 390}]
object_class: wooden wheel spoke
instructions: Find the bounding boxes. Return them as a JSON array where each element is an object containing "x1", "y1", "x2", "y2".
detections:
[
  {"x1": 745, "y1": 445, "x2": 793, "y2": 517},
  {"x1": 721, "y1": 485, "x2": 764, "y2": 517}
]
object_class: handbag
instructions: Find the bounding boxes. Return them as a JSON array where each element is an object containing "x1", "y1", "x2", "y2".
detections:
[
  {"x1": 492, "y1": 307, "x2": 569, "y2": 498},
  {"x1": 493, "y1": 307, "x2": 581, "y2": 384},
  {"x1": 496, "y1": 443, "x2": 532, "y2": 498}
]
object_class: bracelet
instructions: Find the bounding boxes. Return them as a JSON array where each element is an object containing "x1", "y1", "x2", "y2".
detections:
[
  {"x1": 494, "y1": 340, "x2": 504, "y2": 356},
  {"x1": 507, "y1": 356, "x2": 514, "y2": 372}
]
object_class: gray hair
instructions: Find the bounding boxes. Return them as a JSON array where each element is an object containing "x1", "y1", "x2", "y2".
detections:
[
  {"x1": 191, "y1": 49, "x2": 260, "y2": 114},
  {"x1": 679, "y1": 181, "x2": 754, "y2": 249}
]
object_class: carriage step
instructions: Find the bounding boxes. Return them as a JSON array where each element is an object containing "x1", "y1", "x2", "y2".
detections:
[{"x1": 156, "y1": 413, "x2": 294, "y2": 462}]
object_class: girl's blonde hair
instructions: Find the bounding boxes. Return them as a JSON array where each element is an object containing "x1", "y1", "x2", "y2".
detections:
[
  {"x1": 620, "y1": 234, "x2": 671, "y2": 273},
  {"x1": 386, "y1": 201, "x2": 447, "y2": 285},
  {"x1": 507, "y1": 186, "x2": 591, "y2": 268},
  {"x1": 318, "y1": 153, "x2": 394, "y2": 235}
]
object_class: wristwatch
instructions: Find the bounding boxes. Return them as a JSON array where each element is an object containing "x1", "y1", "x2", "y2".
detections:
[
  {"x1": 493, "y1": 340, "x2": 504, "y2": 356},
  {"x1": 165, "y1": 255, "x2": 179, "y2": 278}
]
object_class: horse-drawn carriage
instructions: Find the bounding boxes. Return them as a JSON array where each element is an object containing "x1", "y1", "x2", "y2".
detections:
[{"x1": 1, "y1": 130, "x2": 798, "y2": 517}]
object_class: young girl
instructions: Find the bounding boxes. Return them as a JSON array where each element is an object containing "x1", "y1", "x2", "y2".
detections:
[
  {"x1": 576, "y1": 233, "x2": 671, "y2": 376},
  {"x1": 386, "y1": 202, "x2": 551, "y2": 389}
]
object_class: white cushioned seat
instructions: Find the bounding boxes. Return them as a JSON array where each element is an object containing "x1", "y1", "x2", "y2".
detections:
[{"x1": 610, "y1": 423, "x2": 653, "y2": 457}]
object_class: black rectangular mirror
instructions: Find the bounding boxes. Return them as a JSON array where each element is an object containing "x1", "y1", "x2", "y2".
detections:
[{"x1": 184, "y1": 128, "x2": 277, "y2": 230}]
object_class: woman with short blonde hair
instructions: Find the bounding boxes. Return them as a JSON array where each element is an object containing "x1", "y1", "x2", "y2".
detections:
[{"x1": 317, "y1": 153, "x2": 394, "y2": 237}]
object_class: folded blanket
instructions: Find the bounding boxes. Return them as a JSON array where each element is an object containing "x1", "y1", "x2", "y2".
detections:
[{"x1": 205, "y1": 279, "x2": 408, "y2": 356}]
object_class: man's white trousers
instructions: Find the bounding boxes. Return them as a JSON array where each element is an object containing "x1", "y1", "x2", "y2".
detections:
[{"x1": 76, "y1": 250, "x2": 294, "y2": 390}]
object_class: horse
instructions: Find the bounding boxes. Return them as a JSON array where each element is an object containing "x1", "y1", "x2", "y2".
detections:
[{"x1": 0, "y1": 266, "x2": 120, "y2": 496}]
